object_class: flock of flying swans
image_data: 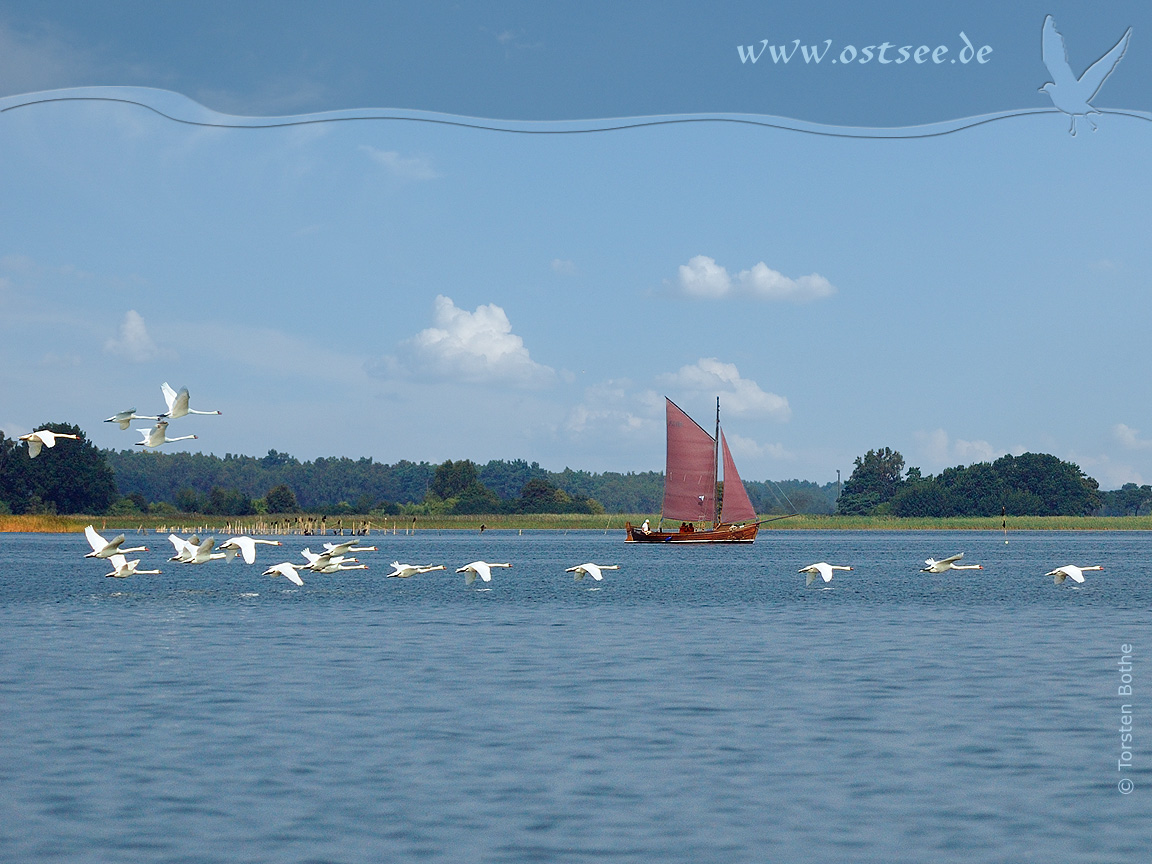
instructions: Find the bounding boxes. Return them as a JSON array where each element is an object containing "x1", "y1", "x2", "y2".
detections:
[
  {"x1": 104, "y1": 382, "x2": 220, "y2": 449},
  {"x1": 798, "y1": 553, "x2": 1101, "y2": 587},
  {"x1": 79, "y1": 529, "x2": 621, "y2": 589}
]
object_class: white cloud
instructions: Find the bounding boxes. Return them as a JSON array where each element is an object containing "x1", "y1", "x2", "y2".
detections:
[
  {"x1": 916, "y1": 428, "x2": 1003, "y2": 469},
  {"x1": 104, "y1": 309, "x2": 166, "y2": 363},
  {"x1": 1114, "y1": 423, "x2": 1152, "y2": 450},
  {"x1": 551, "y1": 258, "x2": 576, "y2": 275},
  {"x1": 1070, "y1": 451, "x2": 1142, "y2": 490},
  {"x1": 377, "y1": 295, "x2": 555, "y2": 388},
  {"x1": 677, "y1": 255, "x2": 731, "y2": 298},
  {"x1": 724, "y1": 431, "x2": 794, "y2": 462},
  {"x1": 660, "y1": 358, "x2": 791, "y2": 421},
  {"x1": 564, "y1": 381, "x2": 659, "y2": 436},
  {"x1": 675, "y1": 255, "x2": 834, "y2": 302},
  {"x1": 360, "y1": 145, "x2": 439, "y2": 180}
]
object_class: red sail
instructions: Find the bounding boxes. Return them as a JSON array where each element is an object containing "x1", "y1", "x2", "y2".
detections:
[
  {"x1": 719, "y1": 429, "x2": 757, "y2": 524},
  {"x1": 663, "y1": 398, "x2": 716, "y2": 522}
]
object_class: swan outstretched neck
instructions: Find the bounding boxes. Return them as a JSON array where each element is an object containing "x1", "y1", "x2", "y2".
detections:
[
  {"x1": 84, "y1": 525, "x2": 148, "y2": 558},
  {"x1": 218, "y1": 536, "x2": 283, "y2": 565},
  {"x1": 456, "y1": 561, "x2": 511, "y2": 585},
  {"x1": 135, "y1": 421, "x2": 198, "y2": 448},
  {"x1": 1047, "y1": 564, "x2": 1103, "y2": 585},
  {"x1": 160, "y1": 382, "x2": 222, "y2": 419},
  {"x1": 565, "y1": 563, "x2": 619, "y2": 582},
  {"x1": 105, "y1": 554, "x2": 161, "y2": 578},
  {"x1": 19, "y1": 430, "x2": 80, "y2": 458},
  {"x1": 921, "y1": 553, "x2": 983, "y2": 573},
  {"x1": 104, "y1": 409, "x2": 159, "y2": 430},
  {"x1": 263, "y1": 562, "x2": 305, "y2": 586},
  {"x1": 386, "y1": 562, "x2": 446, "y2": 578},
  {"x1": 323, "y1": 540, "x2": 378, "y2": 555},
  {"x1": 799, "y1": 562, "x2": 853, "y2": 586}
]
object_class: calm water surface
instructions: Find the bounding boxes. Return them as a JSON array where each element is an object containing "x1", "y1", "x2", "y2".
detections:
[{"x1": 0, "y1": 530, "x2": 1147, "y2": 863}]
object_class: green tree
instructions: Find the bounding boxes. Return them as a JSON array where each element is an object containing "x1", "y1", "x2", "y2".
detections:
[
  {"x1": 430, "y1": 459, "x2": 481, "y2": 500},
  {"x1": 450, "y1": 482, "x2": 502, "y2": 515},
  {"x1": 266, "y1": 483, "x2": 299, "y2": 513},
  {"x1": 836, "y1": 447, "x2": 908, "y2": 515}
]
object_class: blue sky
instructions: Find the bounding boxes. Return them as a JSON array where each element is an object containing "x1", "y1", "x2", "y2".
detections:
[{"x1": 2, "y1": 2, "x2": 1150, "y2": 488}]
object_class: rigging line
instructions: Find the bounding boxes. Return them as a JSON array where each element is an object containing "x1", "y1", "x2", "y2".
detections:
[{"x1": 765, "y1": 478, "x2": 800, "y2": 517}]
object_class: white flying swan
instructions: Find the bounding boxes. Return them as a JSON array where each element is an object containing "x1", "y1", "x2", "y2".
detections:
[
  {"x1": 799, "y1": 562, "x2": 853, "y2": 586},
  {"x1": 263, "y1": 562, "x2": 305, "y2": 586},
  {"x1": 84, "y1": 525, "x2": 148, "y2": 558},
  {"x1": 300, "y1": 548, "x2": 364, "y2": 573},
  {"x1": 160, "y1": 382, "x2": 221, "y2": 420},
  {"x1": 103, "y1": 409, "x2": 159, "y2": 430},
  {"x1": 218, "y1": 536, "x2": 283, "y2": 565},
  {"x1": 19, "y1": 429, "x2": 80, "y2": 458},
  {"x1": 921, "y1": 553, "x2": 983, "y2": 573},
  {"x1": 135, "y1": 421, "x2": 198, "y2": 449},
  {"x1": 566, "y1": 563, "x2": 619, "y2": 582},
  {"x1": 323, "y1": 541, "x2": 378, "y2": 555},
  {"x1": 167, "y1": 534, "x2": 202, "y2": 562},
  {"x1": 1047, "y1": 564, "x2": 1103, "y2": 585},
  {"x1": 105, "y1": 554, "x2": 161, "y2": 579},
  {"x1": 386, "y1": 562, "x2": 446, "y2": 578},
  {"x1": 184, "y1": 537, "x2": 227, "y2": 565},
  {"x1": 457, "y1": 561, "x2": 511, "y2": 585}
]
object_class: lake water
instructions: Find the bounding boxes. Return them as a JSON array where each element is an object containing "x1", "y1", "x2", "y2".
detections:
[{"x1": 0, "y1": 529, "x2": 1147, "y2": 863}]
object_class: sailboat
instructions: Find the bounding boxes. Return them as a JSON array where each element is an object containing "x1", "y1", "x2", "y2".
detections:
[{"x1": 625, "y1": 397, "x2": 759, "y2": 543}]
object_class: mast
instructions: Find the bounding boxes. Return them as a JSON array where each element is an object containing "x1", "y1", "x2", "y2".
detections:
[{"x1": 714, "y1": 397, "x2": 721, "y2": 526}]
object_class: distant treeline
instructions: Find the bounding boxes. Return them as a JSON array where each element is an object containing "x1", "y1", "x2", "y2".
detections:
[
  {"x1": 4, "y1": 424, "x2": 1140, "y2": 518},
  {"x1": 103, "y1": 448, "x2": 840, "y2": 517}
]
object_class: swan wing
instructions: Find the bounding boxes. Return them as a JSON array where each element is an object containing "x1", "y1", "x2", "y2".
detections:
[
  {"x1": 85, "y1": 525, "x2": 108, "y2": 553},
  {"x1": 161, "y1": 382, "x2": 178, "y2": 413}
]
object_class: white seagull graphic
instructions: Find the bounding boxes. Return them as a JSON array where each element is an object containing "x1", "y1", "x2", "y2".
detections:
[{"x1": 1039, "y1": 15, "x2": 1132, "y2": 136}]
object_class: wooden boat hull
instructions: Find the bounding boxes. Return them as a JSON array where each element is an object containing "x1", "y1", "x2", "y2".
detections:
[{"x1": 624, "y1": 521, "x2": 758, "y2": 543}]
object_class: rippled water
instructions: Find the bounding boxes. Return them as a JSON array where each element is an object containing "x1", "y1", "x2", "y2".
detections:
[{"x1": 0, "y1": 530, "x2": 1147, "y2": 863}]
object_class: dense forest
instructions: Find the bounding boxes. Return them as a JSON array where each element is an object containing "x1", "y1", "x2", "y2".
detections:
[{"x1": 0, "y1": 425, "x2": 1140, "y2": 518}]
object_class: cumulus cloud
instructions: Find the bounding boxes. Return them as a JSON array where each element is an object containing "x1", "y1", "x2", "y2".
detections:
[
  {"x1": 916, "y1": 428, "x2": 1003, "y2": 468},
  {"x1": 564, "y1": 381, "x2": 660, "y2": 436},
  {"x1": 360, "y1": 145, "x2": 439, "y2": 180},
  {"x1": 1114, "y1": 423, "x2": 1152, "y2": 450},
  {"x1": 676, "y1": 255, "x2": 835, "y2": 302},
  {"x1": 104, "y1": 310, "x2": 165, "y2": 363},
  {"x1": 660, "y1": 358, "x2": 791, "y2": 421},
  {"x1": 375, "y1": 295, "x2": 554, "y2": 388},
  {"x1": 723, "y1": 431, "x2": 794, "y2": 462}
]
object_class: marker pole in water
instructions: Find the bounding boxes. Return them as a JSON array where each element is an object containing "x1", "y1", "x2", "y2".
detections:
[{"x1": 1002, "y1": 506, "x2": 1008, "y2": 544}]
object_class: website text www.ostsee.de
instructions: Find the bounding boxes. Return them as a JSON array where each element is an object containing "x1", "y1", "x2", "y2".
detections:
[{"x1": 737, "y1": 33, "x2": 992, "y2": 67}]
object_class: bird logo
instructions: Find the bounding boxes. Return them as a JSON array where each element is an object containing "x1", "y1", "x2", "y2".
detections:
[{"x1": 1039, "y1": 15, "x2": 1132, "y2": 136}]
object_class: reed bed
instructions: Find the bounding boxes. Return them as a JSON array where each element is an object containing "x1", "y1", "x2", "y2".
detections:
[{"x1": 5, "y1": 512, "x2": 1152, "y2": 534}]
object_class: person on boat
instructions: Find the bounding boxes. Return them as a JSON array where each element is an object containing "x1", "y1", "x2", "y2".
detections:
[{"x1": 641, "y1": 519, "x2": 650, "y2": 533}]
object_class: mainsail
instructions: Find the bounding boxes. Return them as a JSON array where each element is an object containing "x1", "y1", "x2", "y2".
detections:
[{"x1": 662, "y1": 398, "x2": 715, "y2": 522}]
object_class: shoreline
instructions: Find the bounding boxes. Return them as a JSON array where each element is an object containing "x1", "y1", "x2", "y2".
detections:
[{"x1": 5, "y1": 513, "x2": 1152, "y2": 534}]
